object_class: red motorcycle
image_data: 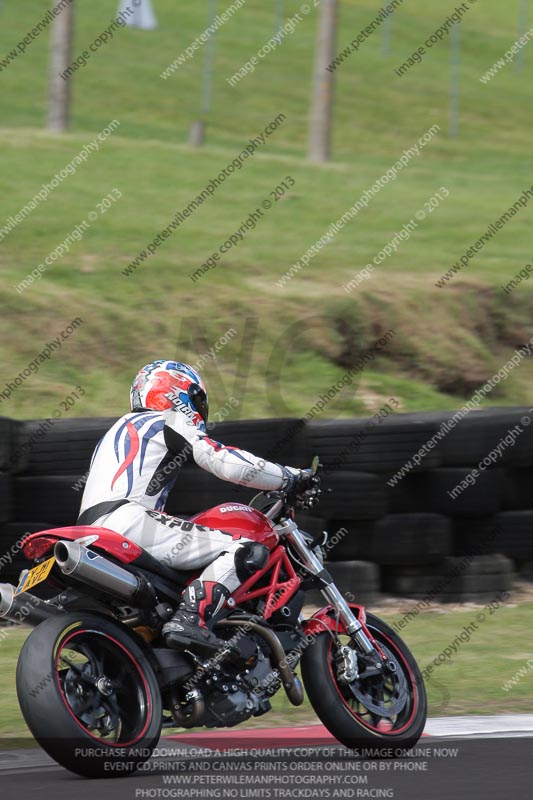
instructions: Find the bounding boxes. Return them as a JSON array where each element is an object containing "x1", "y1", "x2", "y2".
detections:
[{"x1": 0, "y1": 459, "x2": 427, "y2": 777}]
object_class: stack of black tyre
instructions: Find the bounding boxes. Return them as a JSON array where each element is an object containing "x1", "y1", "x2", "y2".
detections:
[
  {"x1": 306, "y1": 408, "x2": 533, "y2": 603},
  {"x1": 1, "y1": 408, "x2": 532, "y2": 603},
  {"x1": 0, "y1": 416, "x2": 116, "y2": 583}
]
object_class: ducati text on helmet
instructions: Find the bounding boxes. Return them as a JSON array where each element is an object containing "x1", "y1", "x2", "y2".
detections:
[{"x1": 130, "y1": 360, "x2": 209, "y2": 428}]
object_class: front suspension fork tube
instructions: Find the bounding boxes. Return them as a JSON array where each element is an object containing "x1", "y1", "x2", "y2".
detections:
[{"x1": 278, "y1": 519, "x2": 379, "y2": 659}]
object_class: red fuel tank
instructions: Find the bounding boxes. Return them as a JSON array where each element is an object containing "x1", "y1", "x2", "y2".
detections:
[{"x1": 191, "y1": 504, "x2": 279, "y2": 550}]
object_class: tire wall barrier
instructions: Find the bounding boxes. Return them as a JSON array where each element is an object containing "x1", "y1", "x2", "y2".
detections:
[{"x1": 1, "y1": 407, "x2": 532, "y2": 602}]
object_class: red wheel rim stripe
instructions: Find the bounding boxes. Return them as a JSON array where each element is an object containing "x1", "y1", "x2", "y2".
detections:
[{"x1": 55, "y1": 629, "x2": 152, "y2": 748}]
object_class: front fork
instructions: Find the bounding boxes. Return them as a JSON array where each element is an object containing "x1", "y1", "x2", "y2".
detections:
[{"x1": 277, "y1": 519, "x2": 384, "y2": 667}]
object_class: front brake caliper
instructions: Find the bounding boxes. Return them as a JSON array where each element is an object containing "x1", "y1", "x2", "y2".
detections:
[{"x1": 335, "y1": 645, "x2": 359, "y2": 684}]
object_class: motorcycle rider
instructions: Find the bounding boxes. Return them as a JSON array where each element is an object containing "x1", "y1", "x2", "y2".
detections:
[{"x1": 78, "y1": 360, "x2": 311, "y2": 654}]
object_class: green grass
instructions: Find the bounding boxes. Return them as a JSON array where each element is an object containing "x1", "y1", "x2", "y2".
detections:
[
  {"x1": 0, "y1": 626, "x2": 31, "y2": 740},
  {"x1": 2, "y1": 602, "x2": 532, "y2": 744},
  {"x1": 1, "y1": 1, "x2": 533, "y2": 419}
]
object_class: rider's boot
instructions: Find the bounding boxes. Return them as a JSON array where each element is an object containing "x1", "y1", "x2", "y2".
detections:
[{"x1": 162, "y1": 579, "x2": 231, "y2": 655}]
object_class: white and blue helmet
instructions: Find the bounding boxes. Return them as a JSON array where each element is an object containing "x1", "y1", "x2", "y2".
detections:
[{"x1": 130, "y1": 360, "x2": 208, "y2": 429}]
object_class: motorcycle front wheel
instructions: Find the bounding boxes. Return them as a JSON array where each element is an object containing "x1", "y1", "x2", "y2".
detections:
[
  {"x1": 301, "y1": 612, "x2": 427, "y2": 754},
  {"x1": 16, "y1": 612, "x2": 162, "y2": 777}
]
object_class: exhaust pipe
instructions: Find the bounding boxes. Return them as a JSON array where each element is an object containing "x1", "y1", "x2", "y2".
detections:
[
  {"x1": 54, "y1": 540, "x2": 155, "y2": 607},
  {"x1": 169, "y1": 687, "x2": 206, "y2": 729},
  {"x1": 0, "y1": 583, "x2": 64, "y2": 626}
]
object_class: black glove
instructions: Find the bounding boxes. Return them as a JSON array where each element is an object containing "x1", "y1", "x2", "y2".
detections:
[{"x1": 281, "y1": 467, "x2": 315, "y2": 495}]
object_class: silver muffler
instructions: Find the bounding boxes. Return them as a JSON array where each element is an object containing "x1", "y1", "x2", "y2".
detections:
[
  {"x1": 0, "y1": 583, "x2": 64, "y2": 626},
  {"x1": 54, "y1": 540, "x2": 154, "y2": 606}
]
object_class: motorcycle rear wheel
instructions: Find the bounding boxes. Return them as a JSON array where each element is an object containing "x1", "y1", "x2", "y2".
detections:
[
  {"x1": 16, "y1": 612, "x2": 162, "y2": 777},
  {"x1": 301, "y1": 612, "x2": 427, "y2": 754}
]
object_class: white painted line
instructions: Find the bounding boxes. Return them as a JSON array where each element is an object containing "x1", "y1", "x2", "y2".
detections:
[{"x1": 426, "y1": 714, "x2": 533, "y2": 737}]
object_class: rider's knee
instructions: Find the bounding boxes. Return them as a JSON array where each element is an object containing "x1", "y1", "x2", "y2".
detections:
[{"x1": 235, "y1": 541, "x2": 269, "y2": 582}]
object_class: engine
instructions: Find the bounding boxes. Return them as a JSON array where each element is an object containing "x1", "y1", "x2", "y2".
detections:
[
  {"x1": 201, "y1": 647, "x2": 280, "y2": 727},
  {"x1": 167, "y1": 616, "x2": 308, "y2": 729}
]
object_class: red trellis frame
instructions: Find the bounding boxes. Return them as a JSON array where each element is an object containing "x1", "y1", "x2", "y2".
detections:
[{"x1": 231, "y1": 546, "x2": 301, "y2": 619}]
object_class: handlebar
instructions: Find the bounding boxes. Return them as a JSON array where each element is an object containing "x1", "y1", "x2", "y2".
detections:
[{"x1": 249, "y1": 456, "x2": 323, "y2": 520}]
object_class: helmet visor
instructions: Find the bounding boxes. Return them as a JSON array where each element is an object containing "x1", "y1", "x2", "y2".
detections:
[{"x1": 188, "y1": 384, "x2": 209, "y2": 424}]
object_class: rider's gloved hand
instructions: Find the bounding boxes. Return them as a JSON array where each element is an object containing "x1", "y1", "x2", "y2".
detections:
[{"x1": 280, "y1": 466, "x2": 315, "y2": 494}]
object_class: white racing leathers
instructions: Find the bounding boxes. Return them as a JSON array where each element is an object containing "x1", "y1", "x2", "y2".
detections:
[{"x1": 79, "y1": 409, "x2": 296, "y2": 592}]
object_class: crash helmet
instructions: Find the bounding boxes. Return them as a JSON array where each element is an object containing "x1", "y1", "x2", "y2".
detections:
[{"x1": 130, "y1": 360, "x2": 208, "y2": 429}]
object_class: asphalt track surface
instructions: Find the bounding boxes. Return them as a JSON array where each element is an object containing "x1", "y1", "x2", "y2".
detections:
[{"x1": 1, "y1": 722, "x2": 532, "y2": 800}]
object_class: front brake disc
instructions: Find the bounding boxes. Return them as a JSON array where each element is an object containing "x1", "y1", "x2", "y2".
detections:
[{"x1": 346, "y1": 644, "x2": 409, "y2": 717}]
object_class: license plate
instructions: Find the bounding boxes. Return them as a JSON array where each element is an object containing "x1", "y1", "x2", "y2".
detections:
[{"x1": 15, "y1": 556, "x2": 55, "y2": 596}]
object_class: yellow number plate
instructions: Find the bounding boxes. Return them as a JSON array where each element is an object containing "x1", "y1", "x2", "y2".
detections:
[{"x1": 15, "y1": 556, "x2": 55, "y2": 596}]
